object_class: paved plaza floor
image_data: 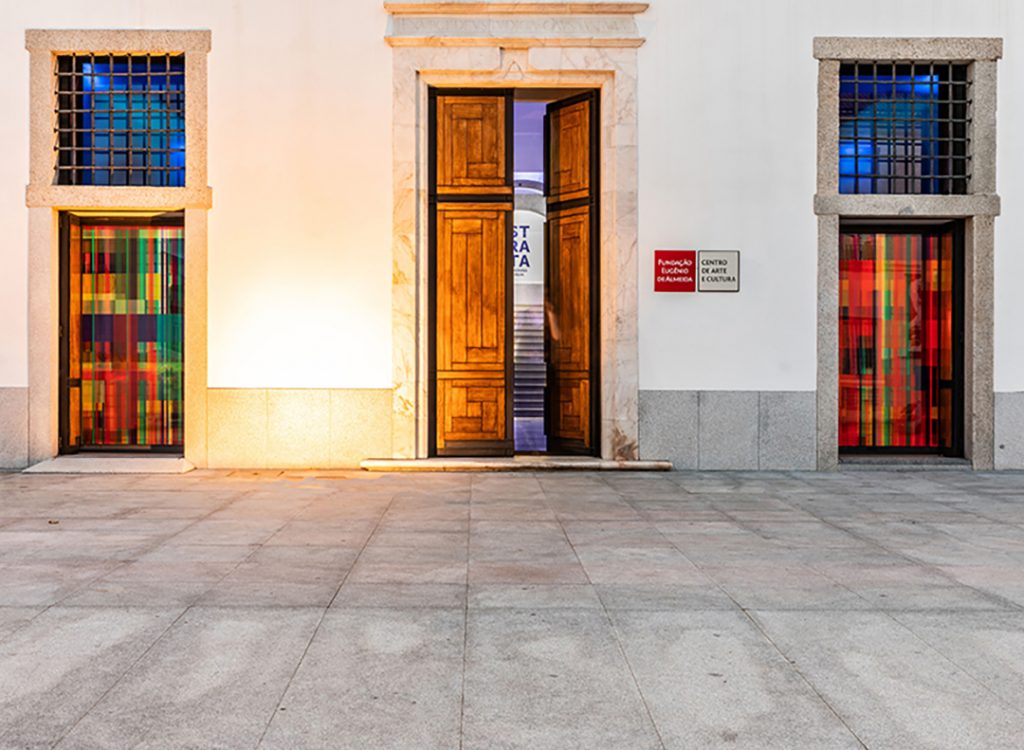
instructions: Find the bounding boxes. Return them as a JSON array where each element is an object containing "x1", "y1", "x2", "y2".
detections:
[{"x1": 1, "y1": 468, "x2": 1024, "y2": 749}]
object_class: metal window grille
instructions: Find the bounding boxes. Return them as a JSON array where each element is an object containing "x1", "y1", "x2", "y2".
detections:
[
  {"x1": 839, "y1": 61, "x2": 971, "y2": 195},
  {"x1": 55, "y1": 54, "x2": 186, "y2": 187}
]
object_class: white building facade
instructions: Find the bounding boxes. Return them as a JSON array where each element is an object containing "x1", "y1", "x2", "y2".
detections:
[{"x1": 0, "y1": 1, "x2": 1022, "y2": 471}]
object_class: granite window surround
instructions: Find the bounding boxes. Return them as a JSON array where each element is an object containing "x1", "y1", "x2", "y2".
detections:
[
  {"x1": 24, "y1": 29, "x2": 212, "y2": 468},
  {"x1": 814, "y1": 37, "x2": 1001, "y2": 470}
]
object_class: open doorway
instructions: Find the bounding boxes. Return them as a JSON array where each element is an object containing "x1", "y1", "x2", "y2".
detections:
[
  {"x1": 428, "y1": 87, "x2": 599, "y2": 457},
  {"x1": 511, "y1": 99, "x2": 547, "y2": 451}
]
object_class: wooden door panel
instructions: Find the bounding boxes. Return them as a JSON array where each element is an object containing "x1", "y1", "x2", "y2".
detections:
[
  {"x1": 547, "y1": 206, "x2": 590, "y2": 372},
  {"x1": 68, "y1": 216, "x2": 82, "y2": 451},
  {"x1": 436, "y1": 95, "x2": 510, "y2": 195},
  {"x1": 432, "y1": 89, "x2": 514, "y2": 456},
  {"x1": 546, "y1": 91, "x2": 598, "y2": 454},
  {"x1": 552, "y1": 377, "x2": 589, "y2": 443},
  {"x1": 59, "y1": 213, "x2": 83, "y2": 453},
  {"x1": 436, "y1": 204, "x2": 509, "y2": 373},
  {"x1": 547, "y1": 99, "x2": 591, "y2": 204},
  {"x1": 438, "y1": 377, "x2": 507, "y2": 446}
]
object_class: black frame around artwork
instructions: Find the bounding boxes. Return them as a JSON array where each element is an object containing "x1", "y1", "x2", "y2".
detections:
[
  {"x1": 837, "y1": 220, "x2": 966, "y2": 458},
  {"x1": 58, "y1": 210, "x2": 186, "y2": 455}
]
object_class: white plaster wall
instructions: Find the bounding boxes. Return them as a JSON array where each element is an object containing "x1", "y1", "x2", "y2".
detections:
[
  {"x1": 0, "y1": 0, "x2": 394, "y2": 391},
  {"x1": 992, "y1": 10, "x2": 1024, "y2": 393},
  {"x1": 1, "y1": 0, "x2": 1022, "y2": 395},
  {"x1": 637, "y1": 0, "x2": 1024, "y2": 392},
  {"x1": 204, "y1": 1, "x2": 392, "y2": 388},
  {"x1": 0, "y1": 1, "x2": 31, "y2": 387}
]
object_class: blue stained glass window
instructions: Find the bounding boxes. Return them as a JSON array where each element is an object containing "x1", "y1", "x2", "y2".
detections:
[
  {"x1": 56, "y1": 54, "x2": 186, "y2": 187},
  {"x1": 838, "y1": 62, "x2": 970, "y2": 194}
]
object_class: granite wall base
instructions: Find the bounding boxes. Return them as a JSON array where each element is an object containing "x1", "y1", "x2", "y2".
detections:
[
  {"x1": 639, "y1": 390, "x2": 816, "y2": 471},
  {"x1": 207, "y1": 388, "x2": 393, "y2": 469},
  {"x1": 0, "y1": 388, "x2": 29, "y2": 470},
  {"x1": 995, "y1": 392, "x2": 1024, "y2": 470}
]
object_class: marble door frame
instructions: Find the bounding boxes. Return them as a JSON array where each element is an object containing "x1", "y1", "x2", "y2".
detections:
[{"x1": 386, "y1": 7, "x2": 646, "y2": 459}]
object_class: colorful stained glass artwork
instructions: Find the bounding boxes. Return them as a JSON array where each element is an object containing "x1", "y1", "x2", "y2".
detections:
[
  {"x1": 839, "y1": 231, "x2": 955, "y2": 450},
  {"x1": 74, "y1": 224, "x2": 184, "y2": 447}
]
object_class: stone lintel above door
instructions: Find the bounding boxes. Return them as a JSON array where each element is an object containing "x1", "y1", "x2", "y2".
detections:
[{"x1": 384, "y1": 2, "x2": 647, "y2": 48}]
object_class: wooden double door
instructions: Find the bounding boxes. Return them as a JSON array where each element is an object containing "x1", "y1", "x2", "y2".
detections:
[{"x1": 430, "y1": 89, "x2": 599, "y2": 457}]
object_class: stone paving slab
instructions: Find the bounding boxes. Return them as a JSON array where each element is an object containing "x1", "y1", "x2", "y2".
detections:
[
  {"x1": 0, "y1": 468, "x2": 1022, "y2": 748},
  {"x1": 609, "y1": 609, "x2": 865, "y2": 749},
  {"x1": 261, "y1": 607, "x2": 464, "y2": 750},
  {"x1": 750, "y1": 610, "x2": 1024, "y2": 750}
]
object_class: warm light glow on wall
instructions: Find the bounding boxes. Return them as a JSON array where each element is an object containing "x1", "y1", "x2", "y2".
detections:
[
  {"x1": 205, "y1": 1, "x2": 394, "y2": 389},
  {"x1": 208, "y1": 247, "x2": 392, "y2": 388}
]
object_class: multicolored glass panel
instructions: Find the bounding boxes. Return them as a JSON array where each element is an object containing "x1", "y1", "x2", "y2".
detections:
[
  {"x1": 839, "y1": 231, "x2": 955, "y2": 450},
  {"x1": 73, "y1": 224, "x2": 184, "y2": 447},
  {"x1": 56, "y1": 54, "x2": 186, "y2": 187}
]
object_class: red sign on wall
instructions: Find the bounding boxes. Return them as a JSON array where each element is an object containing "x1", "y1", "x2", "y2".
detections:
[{"x1": 654, "y1": 250, "x2": 696, "y2": 292}]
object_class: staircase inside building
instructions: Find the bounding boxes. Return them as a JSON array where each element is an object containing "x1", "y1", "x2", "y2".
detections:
[{"x1": 513, "y1": 303, "x2": 546, "y2": 451}]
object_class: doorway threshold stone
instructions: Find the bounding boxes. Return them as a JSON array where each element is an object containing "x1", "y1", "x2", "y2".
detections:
[
  {"x1": 839, "y1": 454, "x2": 972, "y2": 471},
  {"x1": 25, "y1": 454, "x2": 194, "y2": 474},
  {"x1": 360, "y1": 457, "x2": 672, "y2": 472}
]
